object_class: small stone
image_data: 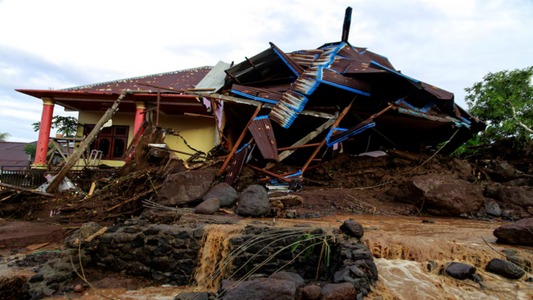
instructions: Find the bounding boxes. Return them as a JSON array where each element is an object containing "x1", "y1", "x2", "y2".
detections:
[
  {"x1": 445, "y1": 262, "x2": 476, "y2": 280},
  {"x1": 195, "y1": 198, "x2": 220, "y2": 215},
  {"x1": 340, "y1": 219, "x2": 364, "y2": 238},
  {"x1": 485, "y1": 258, "x2": 525, "y2": 279},
  {"x1": 422, "y1": 220, "x2": 435, "y2": 223},
  {"x1": 321, "y1": 283, "x2": 356, "y2": 300},
  {"x1": 74, "y1": 284, "x2": 84, "y2": 292},
  {"x1": 303, "y1": 284, "x2": 321, "y2": 300}
]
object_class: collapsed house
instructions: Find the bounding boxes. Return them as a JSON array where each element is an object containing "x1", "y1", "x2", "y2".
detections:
[{"x1": 12, "y1": 8, "x2": 485, "y2": 192}]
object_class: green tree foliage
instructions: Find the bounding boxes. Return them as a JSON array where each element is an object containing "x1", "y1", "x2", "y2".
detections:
[
  {"x1": 0, "y1": 132, "x2": 10, "y2": 142},
  {"x1": 465, "y1": 66, "x2": 533, "y2": 149},
  {"x1": 23, "y1": 144, "x2": 54, "y2": 160},
  {"x1": 32, "y1": 116, "x2": 80, "y2": 137}
]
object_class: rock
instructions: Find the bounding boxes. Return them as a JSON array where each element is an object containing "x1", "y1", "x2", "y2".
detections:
[
  {"x1": 175, "y1": 292, "x2": 209, "y2": 300},
  {"x1": 158, "y1": 169, "x2": 215, "y2": 206},
  {"x1": 269, "y1": 272, "x2": 305, "y2": 287},
  {"x1": 202, "y1": 183, "x2": 239, "y2": 207},
  {"x1": 485, "y1": 258, "x2": 525, "y2": 279},
  {"x1": 235, "y1": 185, "x2": 271, "y2": 217},
  {"x1": 79, "y1": 222, "x2": 102, "y2": 239},
  {"x1": 303, "y1": 285, "x2": 321, "y2": 300},
  {"x1": 502, "y1": 249, "x2": 532, "y2": 272},
  {"x1": 321, "y1": 283, "x2": 356, "y2": 300},
  {"x1": 394, "y1": 174, "x2": 485, "y2": 216},
  {"x1": 73, "y1": 284, "x2": 84, "y2": 292},
  {"x1": 340, "y1": 219, "x2": 364, "y2": 238},
  {"x1": 221, "y1": 278, "x2": 297, "y2": 300},
  {"x1": 445, "y1": 262, "x2": 476, "y2": 280},
  {"x1": 195, "y1": 198, "x2": 220, "y2": 215},
  {"x1": 485, "y1": 184, "x2": 533, "y2": 207},
  {"x1": 422, "y1": 220, "x2": 435, "y2": 223},
  {"x1": 452, "y1": 158, "x2": 475, "y2": 181},
  {"x1": 334, "y1": 266, "x2": 365, "y2": 283},
  {"x1": 481, "y1": 160, "x2": 515, "y2": 182},
  {"x1": 286, "y1": 210, "x2": 297, "y2": 219},
  {"x1": 484, "y1": 200, "x2": 501, "y2": 217},
  {"x1": 493, "y1": 218, "x2": 533, "y2": 245}
]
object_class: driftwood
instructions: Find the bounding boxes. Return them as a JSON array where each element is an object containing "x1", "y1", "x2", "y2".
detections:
[{"x1": 85, "y1": 227, "x2": 108, "y2": 242}]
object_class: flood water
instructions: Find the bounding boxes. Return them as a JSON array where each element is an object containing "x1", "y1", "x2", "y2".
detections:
[{"x1": 44, "y1": 215, "x2": 533, "y2": 299}]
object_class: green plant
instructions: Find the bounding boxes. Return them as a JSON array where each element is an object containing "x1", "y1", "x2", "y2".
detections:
[
  {"x1": 0, "y1": 132, "x2": 10, "y2": 142},
  {"x1": 291, "y1": 233, "x2": 331, "y2": 267},
  {"x1": 23, "y1": 144, "x2": 54, "y2": 160},
  {"x1": 465, "y1": 66, "x2": 533, "y2": 150},
  {"x1": 33, "y1": 116, "x2": 80, "y2": 137}
]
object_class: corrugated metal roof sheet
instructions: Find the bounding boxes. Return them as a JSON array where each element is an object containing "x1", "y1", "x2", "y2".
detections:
[
  {"x1": 248, "y1": 116, "x2": 278, "y2": 161},
  {"x1": 62, "y1": 66, "x2": 212, "y2": 93}
]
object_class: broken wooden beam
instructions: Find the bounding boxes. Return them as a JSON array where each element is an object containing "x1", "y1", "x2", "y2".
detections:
[
  {"x1": 277, "y1": 143, "x2": 321, "y2": 151},
  {"x1": 217, "y1": 103, "x2": 263, "y2": 176},
  {"x1": 46, "y1": 90, "x2": 149, "y2": 193},
  {"x1": 246, "y1": 164, "x2": 289, "y2": 181},
  {"x1": 275, "y1": 119, "x2": 336, "y2": 166},
  {"x1": 0, "y1": 182, "x2": 54, "y2": 197},
  {"x1": 301, "y1": 98, "x2": 356, "y2": 172}
]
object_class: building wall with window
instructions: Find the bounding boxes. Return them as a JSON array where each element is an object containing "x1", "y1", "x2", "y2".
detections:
[{"x1": 76, "y1": 112, "x2": 216, "y2": 167}]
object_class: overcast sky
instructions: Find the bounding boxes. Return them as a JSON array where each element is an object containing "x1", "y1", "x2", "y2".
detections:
[{"x1": 1, "y1": 0, "x2": 532, "y2": 142}]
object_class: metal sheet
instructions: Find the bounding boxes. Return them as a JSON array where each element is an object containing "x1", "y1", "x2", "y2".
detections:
[
  {"x1": 225, "y1": 144, "x2": 249, "y2": 185},
  {"x1": 269, "y1": 102, "x2": 298, "y2": 129},
  {"x1": 248, "y1": 116, "x2": 278, "y2": 161}
]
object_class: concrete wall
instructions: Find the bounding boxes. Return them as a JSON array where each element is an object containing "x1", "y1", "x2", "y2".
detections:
[{"x1": 76, "y1": 112, "x2": 216, "y2": 167}]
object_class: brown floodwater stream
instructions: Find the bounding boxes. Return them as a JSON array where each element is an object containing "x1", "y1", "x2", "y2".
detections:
[{"x1": 43, "y1": 215, "x2": 533, "y2": 300}]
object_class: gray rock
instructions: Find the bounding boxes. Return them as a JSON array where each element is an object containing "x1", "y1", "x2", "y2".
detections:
[
  {"x1": 221, "y1": 278, "x2": 297, "y2": 300},
  {"x1": 485, "y1": 258, "x2": 525, "y2": 279},
  {"x1": 340, "y1": 219, "x2": 364, "y2": 238},
  {"x1": 484, "y1": 200, "x2": 501, "y2": 217},
  {"x1": 202, "y1": 183, "x2": 239, "y2": 207},
  {"x1": 195, "y1": 198, "x2": 220, "y2": 215},
  {"x1": 79, "y1": 222, "x2": 102, "y2": 239},
  {"x1": 445, "y1": 262, "x2": 476, "y2": 280},
  {"x1": 235, "y1": 185, "x2": 271, "y2": 217},
  {"x1": 334, "y1": 266, "x2": 365, "y2": 283},
  {"x1": 158, "y1": 169, "x2": 215, "y2": 206},
  {"x1": 269, "y1": 271, "x2": 305, "y2": 288},
  {"x1": 321, "y1": 283, "x2": 356, "y2": 300},
  {"x1": 502, "y1": 249, "x2": 532, "y2": 272},
  {"x1": 481, "y1": 160, "x2": 515, "y2": 182},
  {"x1": 175, "y1": 292, "x2": 209, "y2": 300}
]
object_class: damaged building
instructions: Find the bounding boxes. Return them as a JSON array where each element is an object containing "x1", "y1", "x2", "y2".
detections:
[{"x1": 12, "y1": 8, "x2": 485, "y2": 191}]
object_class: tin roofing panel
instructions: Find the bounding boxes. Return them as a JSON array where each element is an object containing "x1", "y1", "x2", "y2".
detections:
[{"x1": 248, "y1": 116, "x2": 278, "y2": 161}]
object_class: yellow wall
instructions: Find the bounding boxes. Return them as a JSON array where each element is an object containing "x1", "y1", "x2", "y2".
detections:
[{"x1": 76, "y1": 111, "x2": 216, "y2": 167}]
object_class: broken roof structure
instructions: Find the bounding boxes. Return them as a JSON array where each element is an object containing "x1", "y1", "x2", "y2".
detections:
[{"x1": 209, "y1": 7, "x2": 485, "y2": 182}]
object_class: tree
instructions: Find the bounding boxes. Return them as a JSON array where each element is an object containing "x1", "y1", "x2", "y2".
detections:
[
  {"x1": 32, "y1": 116, "x2": 79, "y2": 137},
  {"x1": 0, "y1": 132, "x2": 10, "y2": 142},
  {"x1": 465, "y1": 66, "x2": 533, "y2": 148}
]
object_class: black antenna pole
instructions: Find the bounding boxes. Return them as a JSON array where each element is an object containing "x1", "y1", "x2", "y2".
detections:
[{"x1": 342, "y1": 7, "x2": 353, "y2": 42}]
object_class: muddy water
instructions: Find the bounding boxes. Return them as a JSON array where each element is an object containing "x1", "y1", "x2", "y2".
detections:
[{"x1": 46, "y1": 215, "x2": 533, "y2": 299}]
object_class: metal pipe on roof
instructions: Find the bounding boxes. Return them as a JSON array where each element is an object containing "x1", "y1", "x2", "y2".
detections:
[{"x1": 342, "y1": 7, "x2": 352, "y2": 42}]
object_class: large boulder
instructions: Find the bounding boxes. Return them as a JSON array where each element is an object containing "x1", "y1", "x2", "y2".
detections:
[
  {"x1": 202, "y1": 183, "x2": 239, "y2": 207},
  {"x1": 158, "y1": 169, "x2": 215, "y2": 206},
  {"x1": 484, "y1": 200, "x2": 502, "y2": 217},
  {"x1": 320, "y1": 283, "x2": 356, "y2": 300},
  {"x1": 394, "y1": 174, "x2": 485, "y2": 216},
  {"x1": 221, "y1": 278, "x2": 297, "y2": 300},
  {"x1": 493, "y1": 218, "x2": 533, "y2": 245},
  {"x1": 445, "y1": 262, "x2": 476, "y2": 280},
  {"x1": 235, "y1": 185, "x2": 271, "y2": 217},
  {"x1": 485, "y1": 184, "x2": 533, "y2": 207},
  {"x1": 485, "y1": 258, "x2": 525, "y2": 279},
  {"x1": 195, "y1": 198, "x2": 220, "y2": 215}
]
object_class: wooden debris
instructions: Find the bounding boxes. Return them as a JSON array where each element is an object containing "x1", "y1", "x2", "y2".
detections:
[
  {"x1": 85, "y1": 227, "x2": 108, "y2": 243},
  {"x1": 24, "y1": 242, "x2": 50, "y2": 252}
]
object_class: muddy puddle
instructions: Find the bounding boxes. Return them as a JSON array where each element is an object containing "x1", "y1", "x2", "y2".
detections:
[{"x1": 40, "y1": 215, "x2": 533, "y2": 300}]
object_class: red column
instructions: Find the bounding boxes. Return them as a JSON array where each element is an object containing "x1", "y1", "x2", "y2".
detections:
[
  {"x1": 133, "y1": 101, "x2": 146, "y2": 136},
  {"x1": 33, "y1": 97, "x2": 55, "y2": 167},
  {"x1": 125, "y1": 101, "x2": 146, "y2": 163}
]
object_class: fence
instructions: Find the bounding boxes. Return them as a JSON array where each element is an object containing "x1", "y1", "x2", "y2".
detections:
[{"x1": 0, "y1": 166, "x2": 117, "y2": 190}]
